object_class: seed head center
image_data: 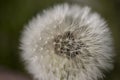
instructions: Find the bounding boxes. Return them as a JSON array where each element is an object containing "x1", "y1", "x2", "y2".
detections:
[{"x1": 53, "y1": 31, "x2": 83, "y2": 59}]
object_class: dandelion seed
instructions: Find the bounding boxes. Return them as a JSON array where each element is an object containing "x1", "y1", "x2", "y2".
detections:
[
  {"x1": 39, "y1": 37, "x2": 42, "y2": 40},
  {"x1": 51, "y1": 36, "x2": 54, "y2": 39},
  {"x1": 45, "y1": 41, "x2": 48, "y2": 44},
  {"x1": 40, "y1": 47, "x2": 43, "y2": 51},
  {"x1": 20, "y1": 3, "x2": 114, "y2": 80},
  {"x1": 47, "y1": 37, "x2": 50, "y2": 40}
]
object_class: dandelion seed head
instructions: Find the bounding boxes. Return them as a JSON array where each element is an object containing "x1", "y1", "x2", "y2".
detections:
[{"x1": 20, "y1": 3, "x2": 114, "y2": 80}]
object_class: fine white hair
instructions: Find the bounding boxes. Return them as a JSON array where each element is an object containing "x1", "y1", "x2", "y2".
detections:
[{"x1": 20, "y1": 3, "x2": 114, "y2": 80}]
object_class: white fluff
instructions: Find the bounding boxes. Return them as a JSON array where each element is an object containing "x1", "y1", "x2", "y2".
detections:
[{"x1": 20, "y1": 3, "x2": 114, "y2": 80}]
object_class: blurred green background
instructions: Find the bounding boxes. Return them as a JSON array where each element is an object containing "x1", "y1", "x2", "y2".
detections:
[{"x1": 0, "y1": 0, "x2": 120, "y2": 80}]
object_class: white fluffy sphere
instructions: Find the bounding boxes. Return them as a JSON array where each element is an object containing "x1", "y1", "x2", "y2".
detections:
[{"x1": 20, "y1": 3, "x2": 114, "y2": 80}]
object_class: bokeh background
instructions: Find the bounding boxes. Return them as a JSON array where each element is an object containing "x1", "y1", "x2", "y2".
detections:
[{"x1": 0, "y1": 0, "x2": 120, "y2": 80}]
